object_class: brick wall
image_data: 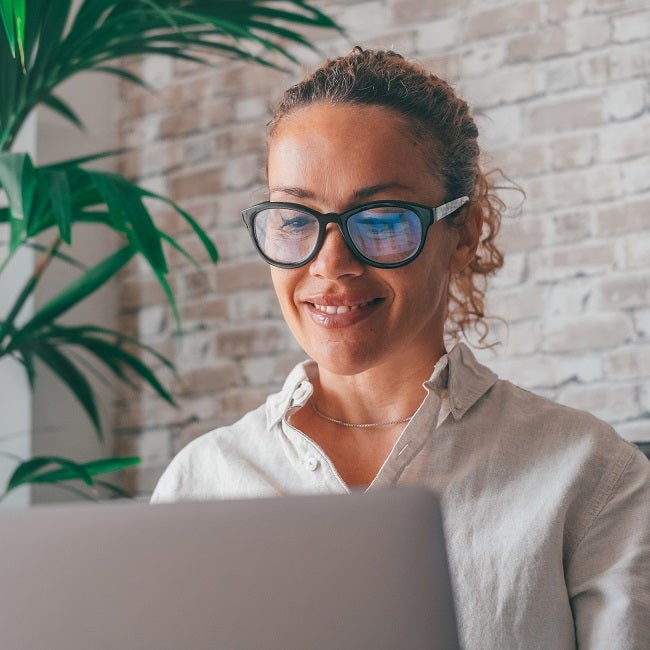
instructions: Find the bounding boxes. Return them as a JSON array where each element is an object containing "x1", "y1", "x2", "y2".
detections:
[{"x1": 114, "y1": 0, "x2": 650, "y2": 495}]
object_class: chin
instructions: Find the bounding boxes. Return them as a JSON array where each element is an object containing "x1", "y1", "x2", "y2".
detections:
[{"x1": 308, "y1": 342, "x2": 382, "y2": 377}]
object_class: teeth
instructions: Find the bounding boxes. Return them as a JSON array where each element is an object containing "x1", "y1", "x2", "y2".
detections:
[{"x1": 313, "y1": 301, "x2": 372, "y2": 314}]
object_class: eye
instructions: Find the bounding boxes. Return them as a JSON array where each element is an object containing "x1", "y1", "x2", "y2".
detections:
[{"x1": 281, "y1": 214, "x2": 313, "y2": 231}]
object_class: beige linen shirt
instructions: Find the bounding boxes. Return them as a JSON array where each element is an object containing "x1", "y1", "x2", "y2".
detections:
[{"x1": 152, "y1": 343, "x2": 650, "y2": 649}]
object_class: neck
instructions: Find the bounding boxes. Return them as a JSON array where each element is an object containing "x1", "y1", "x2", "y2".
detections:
[{"x1": 312, "y1": 345, "x2": 446, "y2": 425}]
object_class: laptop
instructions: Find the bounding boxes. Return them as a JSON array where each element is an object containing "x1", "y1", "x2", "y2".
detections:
[{"x1": 0, "y1": 487, "x2": 459, "y2": 649}]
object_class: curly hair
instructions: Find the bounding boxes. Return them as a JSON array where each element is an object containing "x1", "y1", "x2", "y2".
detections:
[{"x1": 269, "y1": 47, "x2": 505, "y2": 344}]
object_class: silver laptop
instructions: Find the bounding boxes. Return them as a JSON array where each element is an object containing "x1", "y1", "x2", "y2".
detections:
[{"x1": 0, "y1": 487, "x2": 459, "y2": 649}]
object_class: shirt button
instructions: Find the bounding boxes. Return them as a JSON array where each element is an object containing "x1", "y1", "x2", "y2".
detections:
[{"x1": 305, "y1": 457, "x2": 319, "y2": 471}]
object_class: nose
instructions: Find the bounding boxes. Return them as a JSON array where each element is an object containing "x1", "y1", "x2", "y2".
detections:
[{"x1": 309, "y1": 224, "x2": 365, "y2": 280}]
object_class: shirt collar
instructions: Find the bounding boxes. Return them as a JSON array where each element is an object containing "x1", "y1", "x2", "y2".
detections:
[{"x1": 266, "y1": 342, "x2": 498, "y2": 429}]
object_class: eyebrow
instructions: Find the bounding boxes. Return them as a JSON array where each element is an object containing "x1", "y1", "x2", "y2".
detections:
[{"x1": 269, "y1": 182, "x2": 414, "y2": 201}]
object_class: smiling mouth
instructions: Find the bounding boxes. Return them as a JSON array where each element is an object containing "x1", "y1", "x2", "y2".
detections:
[{"x1": 310, "y1": 299, "x2": 381, "y2": 314}]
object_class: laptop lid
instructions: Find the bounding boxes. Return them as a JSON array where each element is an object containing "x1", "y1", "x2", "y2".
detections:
[{"x1": 0, "y1": 487, "x2": 459, "y2": 649}]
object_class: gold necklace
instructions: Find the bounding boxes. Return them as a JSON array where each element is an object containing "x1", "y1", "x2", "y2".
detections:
[{"x1": 310, "y1": 401, "x2": 414, "y2": 429}]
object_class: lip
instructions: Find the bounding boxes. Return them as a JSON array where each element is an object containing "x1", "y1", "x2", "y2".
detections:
[{"x1": 303, "y1": 294, "x2": 384, "y2": 328}]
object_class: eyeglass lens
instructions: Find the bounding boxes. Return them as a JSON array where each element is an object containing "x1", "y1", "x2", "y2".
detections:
[{"x1": 253, "y1": 205, "x2": 423, "y2": 266}]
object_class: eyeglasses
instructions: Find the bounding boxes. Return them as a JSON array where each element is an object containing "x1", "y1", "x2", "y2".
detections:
[{"x1": 241, "y1": 196, "x2": 469, "y2": 269}]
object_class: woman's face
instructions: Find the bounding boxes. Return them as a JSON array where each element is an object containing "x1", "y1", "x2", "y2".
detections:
[{"x1": 267, "y1": 102, "x2": 476, "y2": 377}]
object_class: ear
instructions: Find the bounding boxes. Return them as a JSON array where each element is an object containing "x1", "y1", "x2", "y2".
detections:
[{"x1": 449, "y1": 202, "x2": 483, "y2": 274}]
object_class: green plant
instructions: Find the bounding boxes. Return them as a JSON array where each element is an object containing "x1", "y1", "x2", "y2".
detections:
[{"x1": 0, "y1": 0, "x2": 340, "y2": 501}]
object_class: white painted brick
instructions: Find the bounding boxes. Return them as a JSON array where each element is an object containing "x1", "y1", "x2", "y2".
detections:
[
  {"x1": 241, "y1": 355, "x2": 281, "y2": 386},
  {"x1": 612, "y1": 10, "x2": 650, "y2": 43},
  {"x1": 554, "y1": 166, "x2": 623, "y2": 205},
  {"x1": 491, "y1": 252, "x2": 528, "y2": 289},
  {"x1": 182, "y1": 134, "x2": 215, "y2": 166},
  {"x1": 604, "y1": 79, "x2": 647, "y2": 121},
  {"x1": 621, "y1": 232, "x2": 650, "y2": 269},
  {"x1": 174, "y1": 330, "x2": 215, "y2": 372},
  {"x1": 594, "y1": 195, "x2": 650, "y2": 236},
  {"x1": 547, "y1": 278, "x2": 594, "y2": 316},
  {"x1": 488, "y1": 285, "x2": 546, "y2": 321},
  {"x1": 640, "y1": 380, "x2": 650, "y2": 415},
  {"x1": 458, "y1": 41, "x2": 506, "y2": 77},
  {"x1": 461, "y1": 67, "x2": 546, "y2": 108},
  {"x1": 530, "y1": 240, "x2": 616, "y2": 282},
  {"x1": 557, "y1": 382, "x2": 642, "y2": 422},
  {"x1": 594, "y1": 271, "x2": 650, "y2": 310},
  {"x1": 466, "y1": 1, "x2": 544, "y2": 41},
  {"x1": 622, "y1": 156, "x2": 650, "y2": 193},
  {"x1": 604, "y1": 345, "x2": 650, "y2": 380},
  {"x1": 496, "y1": 319, "x2": 541, "y2": 355},
  {"x1": 564, "y1": 16, "x2": 612, "y2": 52},
  {"x1": 558, "y1": 384, "x2": 642, "y2": 422},
  {"x1": 542, "y1": 313, "x2": 633, "y2": 352},
  {"x1": 608, "y1": 41, "x2": 648, "y2": 80},
  {"x1": 580, "y1": 52, "x2": 610, "y2": 85},
  {"x1": 546, "y1": 60, "x2": 584, "y2": 92},
  {"x1": 392, "y1": 0, "x2": 451, "y2": 23},
  {"x1": 227, "y1": 290, "x2": 282, "y2": 322},
  {"x1": 487, "y1": 353, "x2": 603, "y2": 389},
  {"x1": 490, "y1": 141, "x2": 549, "y2": 176},
  {"x1": 550, "y1": 209, "x2": 594, "y2": 242},
  {"x1": 222, "y1": 153, "x2": 263, "y2": 191},
  {"x1": 633, "y1": 308, "x2": 650, "y2": 339},
  {"x1": 333, "y1": 1, "x2": 391, "y2": 34},
  {"x1": 476, "y1": 104, "x2": 523, "y2": 148},
  {"x1": 233, "y1": 96, "x2": 270, "y2": 122},
  {"x1": 549, "y1": 133, "x2": 597, "y2": 170},
  {"x1": 138, "y1": 304, "x2": 168, "y2": 338},
  {"x1": 136, "y1": 429, "x2": 173, "y2": 469},
  {"x1": 506, "y1": 25, "x2": 566, "y2": 63},
  {"x1": 598, "y1": 117, "x2": 650, "y2": 162},
  {"x1": 525, "y1": 175, "x2": 562, "y2": 212},
  {"x1": 415, "y1": 17, "x2": 460, "y2": 52},
  {"x1": 589, "y1": 0, "x2": 647, "y2": 13},
  {"x1": 499, "y1": 216, "x2": 546, "y2": 253},
  {"x1": 548, "y1": 0, "x2": 588, "y2": 20},
  {"x1": 616, "y1": 419, "x2": 650, "y2": 443},
  {"x1": 141, "y1": 56, "x2": 174, "y2": 89}
]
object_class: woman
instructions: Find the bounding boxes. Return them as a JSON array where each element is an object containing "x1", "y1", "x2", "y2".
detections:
[{"x1": 152, "y1": 48, "x2": 649, "y2": 648}]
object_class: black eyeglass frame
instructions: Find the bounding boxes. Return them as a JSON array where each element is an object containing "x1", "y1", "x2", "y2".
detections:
[{"x1": 241, "y1": 196, "x2": 470, "y2": 269}]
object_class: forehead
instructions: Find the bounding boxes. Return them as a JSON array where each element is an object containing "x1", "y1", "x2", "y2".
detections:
[{"x1": 267, "y1": 103, "x2": 443, "y2": 202}]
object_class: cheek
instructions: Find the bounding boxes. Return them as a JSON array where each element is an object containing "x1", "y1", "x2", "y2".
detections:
[{"x1": 270, "y1": 268, "x2": 299, "y2": 315}]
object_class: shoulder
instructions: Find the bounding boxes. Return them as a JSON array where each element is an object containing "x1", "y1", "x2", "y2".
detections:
[
  {"x1": 452, "y1": 344, "x2": 648, "y2": 494},
  {"x1": 150, "y1": 359, "x2": 315, "y2": 503},
  {"x1": 485, "y1": 378, "x2": 636, "y2": 456},
  {"x1": 449, "y1": 343, "x2": 632, "y2": 450},
  {"x1": 474, "y1": 374, "x2": 649, "y2": 547},
  {"x1": 150, "y1": 403, "x2": 268, "y2": 503}
]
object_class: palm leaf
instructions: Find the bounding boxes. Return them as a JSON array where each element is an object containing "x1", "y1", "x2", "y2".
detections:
[
  {"x1": 141, "y1": 187, "x2": 218, "y2": 263},
  {"x1": 0, "y1": 0, "x2": 25, "y2": 64},
  {"x1": 13, "y1": 245, "x2": 135, "y2": 341},
  {"x1": 1, "y1": 0, "x2": 341, "y2": 148},
  {"x1": 91, "y1": 172, "x2": 167, "y2": 273},
  {"x1": 41, "y1": 92, "x2": 86, "y2": 132},
  {"x1": 20, "y1": 456, "x2": 140, "y2": 485},
  {"x1": 31, "y1": 343, "x2": 102, "y2": 437},
  {"x1": 8, "y1": 456, "x2": 93, "y2": 490},
  {"x1": 0, "y1": 152, "x2": 36, "y2": 250},
  {"x1": 55, "y1": 327, "x2": 176, "y2": 405},
  {"x1": 4, "y1": 455, "x2": 140, "y2": 497},
  {"x1": 56, "y1": 324, "x2": 175, "y2": 368},
  {"x1": 48, "y1": 169, "x2": 73, "y2": 244}
]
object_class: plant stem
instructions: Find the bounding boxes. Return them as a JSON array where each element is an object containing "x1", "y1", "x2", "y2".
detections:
[{"x1": 0, "y1": 236, "x2": 61, "y2": 353}]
